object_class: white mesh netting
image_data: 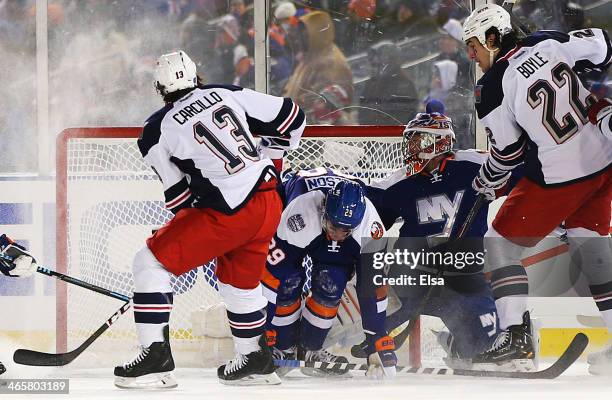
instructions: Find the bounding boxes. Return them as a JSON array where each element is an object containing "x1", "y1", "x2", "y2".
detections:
[{"x1": 61, "y1": 131, "x2": 444, "y2": 367}]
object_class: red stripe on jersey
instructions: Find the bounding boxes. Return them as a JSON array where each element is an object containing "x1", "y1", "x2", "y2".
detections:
[
  {"x1": 491, "y1": 141, "x2": 526, "y2": 161},
  {"x1": 279, "y1": 103, "x2": 298, "y2": 134},
  {"x1": 166, "y1": 189, "x2": 191, "y2": 209}
]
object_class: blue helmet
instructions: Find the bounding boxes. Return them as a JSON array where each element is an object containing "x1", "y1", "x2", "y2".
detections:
[{"x1": 324, "y1": 180, "x2": 366, "y2": 230}]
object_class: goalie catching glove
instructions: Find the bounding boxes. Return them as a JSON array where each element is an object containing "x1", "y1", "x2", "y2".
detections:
[
  {"x1": 0, "y1": 234, "x2": 37, "y2": 278},
  {"x1": 365, "y1": 334, "x2": 397, "y2": 379}
]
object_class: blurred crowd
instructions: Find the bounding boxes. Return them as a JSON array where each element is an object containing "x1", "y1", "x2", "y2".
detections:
[{"x1": 0, "y1": 0, "x2": 610, "y2": 172}]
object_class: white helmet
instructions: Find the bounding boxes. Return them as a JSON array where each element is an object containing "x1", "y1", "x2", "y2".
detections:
[
  {"x1": 462, "y1": 3, "x2": 512, "y2": 45},
  {"x1": 154, "y1": 50, "x2": 197, "y2": 96}
]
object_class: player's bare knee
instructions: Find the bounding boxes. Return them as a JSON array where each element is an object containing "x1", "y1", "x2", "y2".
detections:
[
  {"x1": 132, "y1": 246, "x2": 172, "y2": 292},
  {"x1": 484, "y1": 227, "x2": 524, "y2": 271}
]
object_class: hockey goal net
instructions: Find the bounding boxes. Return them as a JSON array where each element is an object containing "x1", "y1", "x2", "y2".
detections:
[{"x1": 56, "y1": 126, "x2": 441, "y2": 368}]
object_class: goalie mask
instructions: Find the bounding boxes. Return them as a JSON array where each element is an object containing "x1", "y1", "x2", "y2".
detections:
[
  {"x1": 402, "y1": 112, "x2": 455, "y2": 176},
  {"x1": 154, "y1": 50, "x2": 197, "y2": 96}
]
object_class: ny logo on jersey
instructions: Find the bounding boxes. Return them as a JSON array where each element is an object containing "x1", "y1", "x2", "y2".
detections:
[
  {"x1": 479, "y1": 312, "x2": 498, "y2": 337},
  {"x1": 327, "y1": 241, "x2": 341, "y2": 253},
  {"x1": 416, "y1": 191, "x2": 465, "y2": 238}
]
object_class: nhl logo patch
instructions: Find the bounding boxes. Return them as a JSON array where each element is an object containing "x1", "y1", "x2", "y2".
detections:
[
  {"x1": 287, "y1": 214, "x2": 306, "y2": 232},
  {"x1": 370, "y1": 221, "x2": 384, "y2": 240}
]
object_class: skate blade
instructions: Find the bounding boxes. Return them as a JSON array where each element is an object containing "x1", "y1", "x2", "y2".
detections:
[
  {"x1": 300, "y1": 367, "x2": 352, "y2": 378},
  {"x1": 219, "y1": 372, "x2": 282, "y2": 386},
  {"x1": 471, "y1": 358, "x2": 536, "y2": 373},
  {"x1": 275, "y1": 367, "x2": 293, "y2": 377},
  {"x1": 114, "y1": 372, "x2": 177, "y2": 389}
]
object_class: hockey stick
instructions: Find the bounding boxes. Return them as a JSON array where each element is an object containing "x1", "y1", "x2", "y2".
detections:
[
  {"x1": 387, "y1": 194, "x2": 488, "y2": 350},
  {"x1": 1, "y1": 253, "x2": 133, "y2": 366},
  {"x1": 0, "y1": 253, "x2": 130, "y2": 302},
  {"x1": 13, "y1": 301, "x2": 131, "y2": 366},
  {"x1": 278, "y1": 332, "x2": 588, "y2": 379}
]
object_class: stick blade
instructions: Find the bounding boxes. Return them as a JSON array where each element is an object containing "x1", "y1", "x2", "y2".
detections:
[
  {"x1": 13, "y1": 349, "x2": 74, "y2": 367},
  {"x1": 456, "y1": 332, "x2": 588, "y2": 379}
]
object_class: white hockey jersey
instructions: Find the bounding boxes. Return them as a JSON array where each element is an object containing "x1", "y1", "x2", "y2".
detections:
[
  {"x1": 476, "y1": 29, "x2": 611, "y2": 186},
  {"x1": 139, "y1": 85, "x2": 305, "y2": 214}
]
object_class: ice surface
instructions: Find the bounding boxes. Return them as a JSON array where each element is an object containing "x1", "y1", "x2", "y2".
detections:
[{"x1": 2, "y1": 363, "x2": 611, "y2": 400}]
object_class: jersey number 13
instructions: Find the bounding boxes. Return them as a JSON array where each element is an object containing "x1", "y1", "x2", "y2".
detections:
[{"x1": 193, "y1": 106, "x2": 259, "y2": 174}]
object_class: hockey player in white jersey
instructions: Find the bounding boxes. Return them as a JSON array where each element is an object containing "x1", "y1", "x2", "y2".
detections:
[
  {"x1": 0, "y1": 234, "x2": 39, "y2": 376},
  {"x1": 113, "y1": 51, "x2": 305, "y2": 387},
  {"x1": 462, "y1": 4, "x2": 612, "y2": 373},
  {"x1": 262, "y1": 180, "x2": 397, "y2": 379}
]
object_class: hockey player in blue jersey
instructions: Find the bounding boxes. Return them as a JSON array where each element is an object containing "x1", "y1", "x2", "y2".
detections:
[
  {"x1": 261, "y1": 180, "x2": 397, "y2": 379},
  {"x1": 360, "y1": 112, "x2": 514, "y2": 366}
]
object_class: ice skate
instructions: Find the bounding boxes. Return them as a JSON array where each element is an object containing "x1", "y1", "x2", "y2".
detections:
[
  {"x1": 472, "y1": 311, "x2": 535, "y2": 372},
  {"x1": 114, "y1": 326, "x2": 177, "y2": 389},
  {"x1": 217, "y1": 335, "x2": 281, "y2": 385}
]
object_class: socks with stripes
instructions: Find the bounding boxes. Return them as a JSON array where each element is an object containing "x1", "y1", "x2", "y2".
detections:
[
  {"x1": 491, "y1": 265, "x2": 528, "y2": 330},
  {"x1": 133, "y1": 292, "x2": 174, "y2": 347}
]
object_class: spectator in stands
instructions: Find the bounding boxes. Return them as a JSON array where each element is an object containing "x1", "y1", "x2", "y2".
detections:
[
  {"x1": 230, "y1": 0, "x2": 251, "y2": 36},
  {"x1": 180, "y1": 6, "x2": 217, "y2": 73},
  {"x1": 232, "y1": 43, "x2": 255, "y2": 88},
  {"x1": 214, "y1": 14, "x2": 241, "y2": 83},
  {"x1": 358, "y1": 41, "x2": 418, "y2": 125},
  {"x1": 433, "y1": 0, "x2": 470, "y2": 22},
  {"x1": 311, "y1": 84, "x2": 356, "y2": 125},
  {"x1": 284, "y1": 11, "x2": 355, "y2": 125},
  {"x1": 272, "y1": 2, "x2": 301, "y2": 81},
  {"x1": 378, "y1": 0, "x2": 436, "y2": 41},
  {"x1": 275, "y1": 2, "x2": 299, "y2": 32},
  {"x1": 425, "y1": 60, "x2": 473, "y2": 149},
  {"x1": 435, "y1": 18, "x2": 471, "y2": 90},
  {"x1": 341, "y1": 0, "x2": 379, "y2": 53}
]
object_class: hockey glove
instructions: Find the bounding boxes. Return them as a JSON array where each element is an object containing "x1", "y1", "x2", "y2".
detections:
[
  {"x1": 365, "y1": 334, "x2": 397, "y2": 380},
  {"x1": 0, "y1": 234, "x2": 37, "y2": 278},
  {"x1": 257, "y1": 138, "x2": 286, "y2": 172},
  {"x1": 472, "y1": 169, "x2": 511, "y2": 201},
  {"x1": 588, "y1": 98, "x2": 612, "y2": 140}
]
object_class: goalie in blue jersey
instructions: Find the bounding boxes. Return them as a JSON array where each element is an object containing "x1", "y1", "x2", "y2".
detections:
[{"x1": 357, "y1": 111, "x2": 522, "y2": 367}]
